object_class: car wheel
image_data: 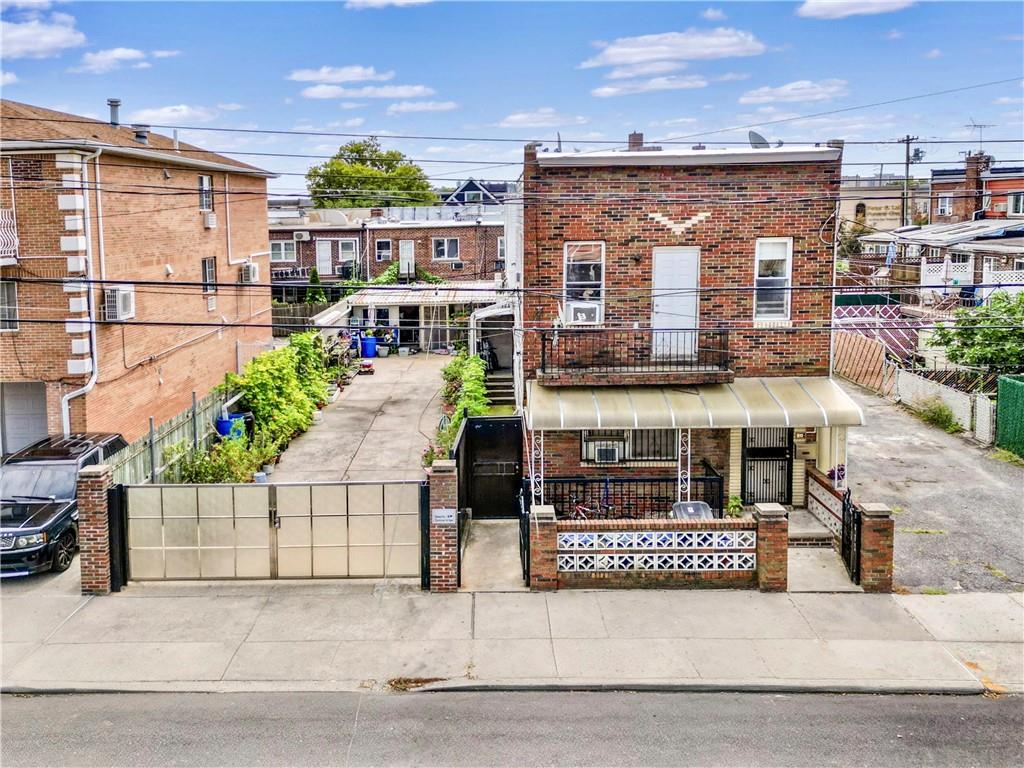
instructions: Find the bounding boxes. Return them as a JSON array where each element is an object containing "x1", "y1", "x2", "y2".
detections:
[{"x1": 51, "y1": 530, "x2": 77, "y2": 573}]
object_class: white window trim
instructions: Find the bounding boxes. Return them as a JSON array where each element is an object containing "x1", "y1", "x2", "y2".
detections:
[
  {"x1": 270, "y1": 241, "x2": 297, "y2": 263},
  {"x1": 463, "y1": 190, "x2": 483, "y2": 203},
  {"x1": 201, "y1": 257, "x2": 217, "y2": 295},
  {"x1": 936, "y1": 196, "x2": 953, "y2": 216},
  {"x1": 497, "y1": 236, "x2": 505, "y2": 260},
  {"x1": 753, "y1": 237, "x2": 792, "y2": 322},
  {"x1": 432, "y1": 237, "x2": 460, "y2": 261},
  {"x1": 1009, "y1": 193, "x2": 1024, "y2": 216},
  {"x1": 198, "y1": 175, "x2": 214, "y2": 212},
  {"x1": 563, "y1": 240, "x2": 605, "y2": 326},
  {"x1": 375, "y1": 239, "x2": 393, "y2": 262},
  {"x1": 0, "y1": 280, "x2": 18, "y2": 332},
  {"x1": 1014, "y1": 258, "x2": 1024, "y2": 271}
]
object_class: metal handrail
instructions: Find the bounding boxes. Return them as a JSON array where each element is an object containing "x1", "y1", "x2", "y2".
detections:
[{"x1": 539, "y1": 328, "x2": 730, "y2": 374}]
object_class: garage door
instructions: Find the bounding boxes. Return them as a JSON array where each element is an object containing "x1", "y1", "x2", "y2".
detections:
[{"x1": 1, "y1": 382, "x2": 48, "y2": 456}]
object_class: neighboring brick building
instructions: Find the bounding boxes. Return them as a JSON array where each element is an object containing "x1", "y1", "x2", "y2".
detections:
[
  {"x1": 513, "y1": 135, "x2": 865, "y2": 538},
  {"x1": 929, "y1": 154, "x2": 1024, "y2": 224},
  {"x1": 0, "y1": 99, "x2": 274, "y2": 452},
  {"x1": 365, "y1": 220, "x2": 503, "y2": 281}
]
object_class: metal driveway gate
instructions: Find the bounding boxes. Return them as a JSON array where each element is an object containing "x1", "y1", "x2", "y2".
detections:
[
  {"x1": 839, "y1": 488, "x2": 861, "y2": 584},
  {"x1": 125, "y1": 481, "x2": 427, "y2": 580}
]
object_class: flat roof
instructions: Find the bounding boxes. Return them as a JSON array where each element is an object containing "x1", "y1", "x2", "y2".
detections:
[
  {"x1": 346, "y1": 281, "x2": 504, "y2": 307},
  {"x1": 535, "y1": 145, "x2": 840, "y2": 168},
  {"x1": 860, "y1": 220, "x2": 1024, "y2": 246}
]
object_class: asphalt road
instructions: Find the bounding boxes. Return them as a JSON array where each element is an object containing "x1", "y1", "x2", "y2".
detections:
[{"x1": 2, "y1": 691, "x2": 1021, "y2": 767}]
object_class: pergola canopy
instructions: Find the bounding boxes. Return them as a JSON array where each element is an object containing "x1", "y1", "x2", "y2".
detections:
[{"x1": 525, "y1": 378, "x2": 864, "y2": 431}]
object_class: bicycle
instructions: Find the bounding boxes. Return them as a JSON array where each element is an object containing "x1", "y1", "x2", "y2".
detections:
[{"x1": 567, "y1": 494, "x2": 620, "y2": 520}]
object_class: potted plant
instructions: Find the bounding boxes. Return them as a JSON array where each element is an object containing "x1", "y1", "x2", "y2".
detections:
[{"x1": 726, "y1": 495, "x2": 745, "y2": 518}]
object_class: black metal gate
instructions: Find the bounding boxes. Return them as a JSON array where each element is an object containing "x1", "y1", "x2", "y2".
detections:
[
  {"x1": 107, "y1": 484, "x2": 129, "y2": 592},
  {"x1": 453, "y1": 415, "x2": 523, "y2": 519},
  {"x1": 840, "y1": 488, "x2": 861, "y2": 584},
  {"x1": 518, "y1": 481, "x2": 531, "y2": 583},
  {"x1": 741, "y1": 428, "x2": 793, "y2": 505}
]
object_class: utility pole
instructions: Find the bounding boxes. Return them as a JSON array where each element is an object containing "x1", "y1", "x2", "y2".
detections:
[{"x1": 900, "y1": 135, "x2": 918, "y2": 228}]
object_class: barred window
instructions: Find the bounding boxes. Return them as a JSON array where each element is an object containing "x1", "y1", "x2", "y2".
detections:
[{"x1": 580, "y1": 429, "x2": 676, "y2": 462}]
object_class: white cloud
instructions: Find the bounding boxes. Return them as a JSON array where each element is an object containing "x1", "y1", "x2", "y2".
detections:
[
  {"x1": 734, "y1": 105, "x2": 898, "y2": 139},
  {"x1": 300, "y1": 83, "x2": 434, "y2": 99},
  {"x1": 581, "y1": 27, "x2": 766, "y2": 68},
  {"x1": 592, "y1": 75, "x2": 709, "y2": 98},
  {"x1": 0, "y1": 10, "x2": 85, "y2": 58},
  {"x1": 287, "y1": 65, "x2": 393, "y2": 83},
  {"x1": 69, "y1": 47, "x2": 146, "y2": 74},
  {"x1": 131, "y1": 61, "x2": 151, "y2": 70},
  {"x1": 0, "y1": 70, "x2": 17, "y2": 85},
  {"x1": 885, "y1": 29, "x2": 903, "y2": 40},
  {"x1": 386, "y1": 100, "x2": 457, "y2": 115},
  {"x1": 340, "y1": 102, "x2": 366, "y2": 110},
  {"x1": 661, "y1": 117, "x2": 699, "y2": 126},
  {"x1": 923, "y1": 48, "x2": 941, "y2": 59},
  {"x1": 738, "y1": 78, "x2": 848, "y2": 104},
  {"x1": 606, "y1": 61, "x2": 686, "y2": 80},
  {"x1": 217, "y1": 102, "x2": 245, "y2": 111},
  {"x1": 340, "y1": 117, "x2": 366, "y2": 128},
  {"x1": 151, "y1": 49, "x2": 180, "y2": 58},
  {"x1": 715, "y1": 72, "x2": 750, "y2": 82},
  {"x1": 796, "y1": 1, "x2": 915, "y2": 20},
  {"x1": 701, "y1": 8, "x2": 726, "y2": 21},
  {"x1": 993, "y1": 96, "x2": 1024, "y2": 105},
  {"x1": 1, "y1": 1, "x2": 55, "y2": 8},
  {"x1": 498, "y1": 107, "x2": 589, "y2": 129},
  {"x1": 127, "y1": 104, "x2": 218, "y2": 124},
  {"x1": 344, "y1": 0, "x2": 432, "y2": 8}
]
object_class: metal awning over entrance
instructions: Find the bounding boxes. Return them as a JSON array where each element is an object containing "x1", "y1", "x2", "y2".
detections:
[{"x1": 525, "y1": 377, "x2": 865, "y2": 430}]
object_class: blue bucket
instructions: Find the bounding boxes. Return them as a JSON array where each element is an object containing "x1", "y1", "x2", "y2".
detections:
[
  {"x1": 215, "y1": 414, "x2": 246, "y2": 439},
  {"x1": 360, "y1": 335, "x2": 377, "y2": 358}
]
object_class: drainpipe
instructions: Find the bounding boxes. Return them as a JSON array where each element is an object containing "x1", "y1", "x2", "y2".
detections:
[{"x1": 61, "y1": 148, "x2": 103, "y2": 435}]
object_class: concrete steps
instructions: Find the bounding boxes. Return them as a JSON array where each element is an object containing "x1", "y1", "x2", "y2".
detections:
[{"x1": 485, "y1": 371, "x2": 515, "y2": 406}]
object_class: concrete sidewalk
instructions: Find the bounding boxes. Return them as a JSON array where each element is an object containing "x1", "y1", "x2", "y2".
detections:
[{"x1": 2, "y1": 576, "x2": 1021, "y2": 695}]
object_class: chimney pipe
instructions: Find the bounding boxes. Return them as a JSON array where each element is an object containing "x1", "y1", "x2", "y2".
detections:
[
  {"x1": 132, "y1": 124, "x2": 150, "y2": 145},
  {"x1": 628, "y1": 131, "x2": 644, "y2": 151},
  {"x1": 107, "y1": 98, "x2": 121, "y2": 126}
]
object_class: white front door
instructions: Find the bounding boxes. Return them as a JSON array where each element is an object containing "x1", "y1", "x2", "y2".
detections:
[
  {"x1": 651, "y1": 247, "x2": 700, "y2": 359},
  {"x1": 315, "y1": 240, "x2": 332, "y2": 275},
  {"x1": 1, "y1": 382, "x2": 48, "y2": 455}
]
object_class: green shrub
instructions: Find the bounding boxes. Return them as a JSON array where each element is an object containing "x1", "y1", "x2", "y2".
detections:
[
  {"x1": 288, "y1": 331, "x2": 330, "y2": 407},
  {"x1": 224, "y1": 346, "x2": 316, "y2": 448},
  {"x1": 915, "y1": 396, "x2": 963, "y2": 434},
  {"x1": 437, "y1": 351, "x2": 489, "y2": 451}
]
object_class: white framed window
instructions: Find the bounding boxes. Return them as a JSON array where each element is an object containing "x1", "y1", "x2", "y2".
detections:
[
  {"x1": 949, "y1": 252, "x2": 970, "y2": 265},
  {"x1": 580, "y1": 429, "x2": 676, "y2": 463},
  {"x1": 0, "y1": 280, "x2": 18, "y2": 331},
  {"x1": 198, "y1": 175, "x2": 214, "y2": 212},
  {"x1": 754, "y1": 237, "x2": 792, "y2": 321},
  {"x1": 1009, "y1": 193, "x2": 1024, "y2": 216},
  {"x1": 497, "y1": 236, "x2": 505, "y2": 260},
  {"x1": 376, "y1": 239, "x2": 392, "y2": 262},
  {"x1": 1014, "y1": 258, "x2": 1024, "y2": 271},
  {"x1": 928, "y1": 247, "x2": 941, "y2": 260},
  {"x1": 936, "y1": 196, "x2": 953, "y2": 216},
  {"x1": 433, "y1": 237, "x2": 460, "y2": 261},
  {"x1": 464, "y1": 190, "x2": 483, "y2": 203},
  {"x1": 270, "y1": 241, "x2": 296, "y2": 262},
  {"x1": 339, "y1": 239, "x2": 357, "y2": 262},
  {"x1": 564, "y1": 241, "x2": 604, "y2": 325},
  {"x1": 201, "y1": 257, "x2": 217, "y2": 294}
]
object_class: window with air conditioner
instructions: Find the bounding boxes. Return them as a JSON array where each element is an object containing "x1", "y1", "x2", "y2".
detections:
[
  {"x1": 201, "y1": 257, "x2": 217, "y2": 294},
  {"x1": 198, "y1": 175, "x2": 214, "y2": 212},
  {"x1": 594, "y1": 445, "x2": 619, "y2": 464},
  {"x1": 103, "y1": 285, "x2": 135, "y2": 321},
  {"x1": 754, "y1": 237, "x2": 792, "y2": 321},
  {"x1": 0, "y1": 280, "x2": 18, "y2": 331},
  {"x1": 433, "y1": 237, "x2": 459, "y2": 261},
  {"x1": 564, "y1": 241, "x2": 604, "y2": 325},
  {"x1": 270, "y1": 241, "x2": 296, "y2": 262},
  {"x1": 581, "y1": 429, "x2": 675, "y2": 463},
  {"x1": 376, "y1": 239, "x2": 392, "y2": 262}
]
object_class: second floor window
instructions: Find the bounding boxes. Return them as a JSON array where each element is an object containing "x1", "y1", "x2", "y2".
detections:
[
  {"x1": 198, "y1": 175, "x2": 214, "y2": 212},
  {"x1": 498, "y1": 236, "x2": 506, "y2": 259},
  {"x1": 564, "y1": 241, "x2": 604, "y2": 325},
  {"x1": 270, "y1": 241, "x2": 296, "y2": 262},
  {"x1": 754, "y1": 238, "x2": 791, "y2": 321},
  {"x1": 936, "y1": 196, "x2": 953, "y2": 216},
  {"x1": 949, "y1": 252, "x2": 970, "y2": 265},
  {"x1": 376, "y1": 240, "x2": 392, "y2": 262},
  {"x1": 433, "y1": 237, "x2": 459, "y2": 260},
  {"x1": 0, "y1": 280, "x2": 17, "y2": 331},
  {"x1": 201, "y1": 257, "x2": 217, "y2": 294},
  {"x1": 1009, "y1": 193, "x2": 1024, "y2": 216},
  {"x1": 464, "y1": 190, "x2": 483, "y2": 203}
]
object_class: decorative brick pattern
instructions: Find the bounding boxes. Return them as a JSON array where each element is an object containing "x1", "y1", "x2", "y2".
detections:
[
  {"x1": 858, "y1": 502, "x2": 894, "y2": 593},
  {"x1": 427, "y1": 459, "x2": 458, "y2": 592},
  {"x1": 754, "y1": 503, "x2": 789, "y2": 592},
  {"x1": 77, "y1": 465, "x2": 113, "y2": 596}
]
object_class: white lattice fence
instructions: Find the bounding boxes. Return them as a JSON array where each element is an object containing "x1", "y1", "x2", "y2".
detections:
[
  {"x1": 807, "y1": 468, "x2": 843, "y2": 537},
  {"x1": 556, "y1": 528, "x2": 756, "y2": 572}
]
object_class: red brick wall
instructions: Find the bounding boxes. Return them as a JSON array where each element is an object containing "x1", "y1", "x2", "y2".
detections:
[
  {"x1": 365, "y1": 223, "x2": 502, "y2": 281},
  {"x1": 929, "y1": 180, "x2": 970, "y2": 224},
  {"x1": 269, "y1": 229, "x2": 362, "y2": 279},
  {"x1": 77, "y1": 464, "x2": 112, "y2": 596},
  {"x1": 428, "y1": 460, "x2": 458, "y2": 592},
  {"x1": 521, "y1": 146, "x2": 839, "y2": 380},
  {"x1": 984, "y1": 176, "x2": 1024, "y2": 219}
]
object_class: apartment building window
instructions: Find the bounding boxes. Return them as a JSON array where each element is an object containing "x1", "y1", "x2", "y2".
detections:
[
  {"x1": 376, "y1": 239, "x2": 392, "y2": 262},
  {"x1": 1009, "y1": 193, "x2": 1024, "y2": 216},
  {"x1": 949, "y1": 252, "x2": 970, "y2": 265},
  {"x1": 1014, "y1": 258, "x2": 1024, "y2": 271},
  {"x1": 580, "y1": 429, "x2": 676, "y2": 463},
  {"x1": 198, "y1": 175, "x2": 214, "y2": 212},
  {"x1": 433, "y1": 237, "x2": 460, "y2": 261},
  {"x1": 270, "y1": 241, "x2": 296, "y2": 262},
  {"x1": 497, "y1": 236, "x2": 506, "y2": 260},
  {"x1": 564, "y1": 241, "x2": 604, "y2": 325},
  {"x1": 928, "y1": 247, "x2": 941, "y2": 259},
  {"x1": 936, "y1": 196, "x2": 953, "y2": 216},
  {"x1": 339, "y1": 239, "x2": 357, "y2": 263},
  {"x1": 0, "y1": 281, "x2": 17, "y2": 331},
  {"x1": 464, "y1": 190, "x2": 483, "y2": 203},
  {"x1": 754, "y1": 237, "x2": 792, "y2": 321},
  {"x1": 201, "y1": 257, "x2": 217, "y2": 294}
]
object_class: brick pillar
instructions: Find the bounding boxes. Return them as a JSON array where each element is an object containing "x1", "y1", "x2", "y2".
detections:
[
  {"x1": 78, "y1": 465, "x2": 113, "y2": 596},
  {"x1": 754, "y1": 503, "x2": 788, "y2": 592},
  {"x1": 427, "y1": 459, "x2": 458, "y2": 593},
  {"x1": 859, "y1": 503, "x2": 895, "y2": 593},
  {"x1": 529, "y1": 505, "x2": 558, "y2": 591}
]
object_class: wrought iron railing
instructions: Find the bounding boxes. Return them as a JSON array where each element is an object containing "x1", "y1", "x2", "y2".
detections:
[
  {"x1": 539, "y1": 329, "x2": 729, "y2": 374},
  {"x1": 539, "y1": 462, "x2": 724, "y2": 520}
]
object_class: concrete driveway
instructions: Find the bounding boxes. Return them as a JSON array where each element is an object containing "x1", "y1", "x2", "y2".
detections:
[
  {"x1": 843, "y1": 382, "x2": 1024, "y2": 593},
  {"x1": 272, "y1": 352, "x2": 446, "y2": 483}
]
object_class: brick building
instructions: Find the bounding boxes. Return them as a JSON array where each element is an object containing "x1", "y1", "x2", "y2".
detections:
[
  {"x1": 929, "y1": 154, "x2": 1024, "y2": 224},
  {"x1": 513, "y1": 135, "x2": 864, "y2": 525},
  {"x1": 0, "y1": 99, "x2": 273, "y2": 453}
]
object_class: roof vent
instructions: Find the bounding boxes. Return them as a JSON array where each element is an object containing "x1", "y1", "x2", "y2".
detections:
[
  {"x1": 132, "y1": 124, "x2": 150, "y2": 145},
  {"x1": 107, "y1": 98, "x2": 121, "y2": 126}
]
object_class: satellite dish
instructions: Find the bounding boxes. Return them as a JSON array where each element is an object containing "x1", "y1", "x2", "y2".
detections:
[{"x1": 748, "y1": 130, "x2": 770, "y2": 149}]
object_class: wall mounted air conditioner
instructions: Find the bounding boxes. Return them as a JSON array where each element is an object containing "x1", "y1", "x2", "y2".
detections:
[
  {"x1": 103, "y1": 285, "x2": 135, "y2": 321},
  {"x1": 594, "y1": 444, "x2": 620, "y2": 464},
  {"x1": 565, "y1": 300, "x2": 600, "y2": 325},
  {"x1": 239, "y1": 262, "x2": 259, "y2": 283},
  {"x1": 293, "y1": 231, "x2": 311, "y2": 241},
  {"x1": 334, "y1": 265, "x2": 349, "y2": 276},
  {"x1": 450, "y1": 261, "x2": 464, "y2": 271},
  {"x1": 994, "y1": 203, "x2": 1008, "y2": 213},
  {"x1": 203, "y1": 212, "x2": 217, "y2": 230}
]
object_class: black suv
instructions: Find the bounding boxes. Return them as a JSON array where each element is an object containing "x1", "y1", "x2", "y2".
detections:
[{"x1": 1, "y1": 434, "x2": 127, "y2": 577}]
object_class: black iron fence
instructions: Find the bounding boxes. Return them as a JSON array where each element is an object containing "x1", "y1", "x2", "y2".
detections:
[
  {"x1": 539, "y1": 329, "x2": 730, "y2": 374},
  {"x1": 539, "y1": 462, "x2": 724, "y2": 520}
]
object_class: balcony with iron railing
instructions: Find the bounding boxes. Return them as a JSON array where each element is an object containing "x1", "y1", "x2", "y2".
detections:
[{"x1": 537, "y1": 328, "x2": 733, "y2": 386}]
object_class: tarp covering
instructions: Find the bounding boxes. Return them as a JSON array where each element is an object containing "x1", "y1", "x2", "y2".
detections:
[{"x1": 525, "y1": 377, "x2": 865, "y2": 430}]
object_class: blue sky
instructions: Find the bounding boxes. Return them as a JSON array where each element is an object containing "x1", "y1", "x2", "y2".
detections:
[{"x1": 2, "y1": 0, "x2": 1022, "y2": 193}]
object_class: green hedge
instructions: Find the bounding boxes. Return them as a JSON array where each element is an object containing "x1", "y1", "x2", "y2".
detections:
[
  {"x1": 996, "y1": 375, "x2": 1024, "y2": 458},
  {"x1": 437, "y1": 351, "x2": 489, "y2": 452}
]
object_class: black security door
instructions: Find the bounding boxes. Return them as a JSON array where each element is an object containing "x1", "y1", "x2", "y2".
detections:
[{"x1": 741, "y1": 428, "x2": 793, "y2": 505}]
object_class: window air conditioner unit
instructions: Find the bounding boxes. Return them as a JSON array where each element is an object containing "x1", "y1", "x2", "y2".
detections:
[
  {"x1": 494, "y1": 259, "x2": 506, "y2": 271},
  {"x1": 594, "y1": 444, "x2": 620, "y2": 464},
  {"x1": 293, "y1": 231, "x2": 311, "y2": 241},
  {"x1": 103, "y1": 286, "x2": 135, "y2": 321},
  {"x1": 334, "y1": 264, "x2": 353, "y2": 276},
  {"x1": 450, "y1": 261, "x2": 464, "y2": 271},
  {"x1": 565, "y1": 300, "x2": 600, "y2": 325},
  {"x1": 994, "y1": 203, "x2": 1008, "y2": 213},
  {"x1": 239, "y1": 262, "x2": 259, "y2": 283},
  {"x1": 203, "y1": 212, "x2": 217, "y2": 229}
]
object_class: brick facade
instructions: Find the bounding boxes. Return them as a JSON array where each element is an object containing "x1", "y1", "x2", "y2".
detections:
[
  {"x1": 858, "y1": 502, "x2": 894, "y2": 593},
  {"x1": 753, "y1": 503, "x2": 788, "y2": 592},
  {"x1": 427, "y1": 459, "x2": 458, "y2": 592},
  {"x1": 77, "y1": 464, "x2": 113, "y2": 596}
]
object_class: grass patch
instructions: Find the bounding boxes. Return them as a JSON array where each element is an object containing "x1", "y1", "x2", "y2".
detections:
[
  {"x1": 485, "y1": 404, "x2": 516, "y2": 416},
  {"x1": 913, "y1": 396, "x2": 963, "y2": 434},
  {"x1": 921, "y1": 587, "x2": 949, "y2": 595},
  {"x1": 990, "y1": 448, "x2": 1024, "y2": 467},
  {"x1": 891, "y1": 505, "x2": 904, "y2": 515},
  {"x1": 984, "y1": 563, "x2": 1010, "y2": 581},
  {"x1": 899, "y1": 528, "x2": 948, "y2": 535}
]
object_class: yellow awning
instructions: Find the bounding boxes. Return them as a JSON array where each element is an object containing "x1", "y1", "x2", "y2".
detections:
[{"x1": 525, "y1": 378, "x2": 865, "y2": 431}]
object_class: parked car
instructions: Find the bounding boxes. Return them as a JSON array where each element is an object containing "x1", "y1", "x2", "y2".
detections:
[{"x1": 1, "y1": 434, "x2": 127, "y2": 577}]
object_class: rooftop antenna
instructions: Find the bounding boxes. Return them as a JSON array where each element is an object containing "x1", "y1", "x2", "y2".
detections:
[
  {"x1": 748, "y1": 130, "x2": 770, "y2": 149},
  {"x1": 964, "y1": 119, "x2": 995, "y2": 152}
]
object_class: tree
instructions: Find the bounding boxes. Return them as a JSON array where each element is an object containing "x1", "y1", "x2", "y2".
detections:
[
  {"x1": 305, "y1": 137, "x2": 437, "y2": 208},
  {"x1": 306, "y1": 267, "x2": 327, "y2": 304},
  {"x1": 931, "y1": 292, "x2": 1024, "y2": 372}
]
